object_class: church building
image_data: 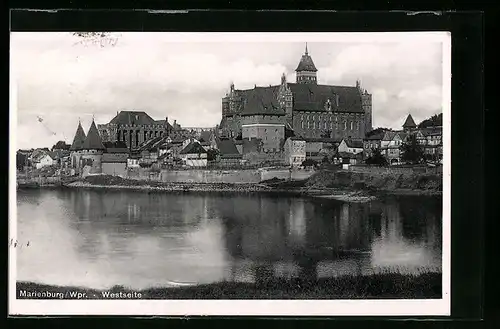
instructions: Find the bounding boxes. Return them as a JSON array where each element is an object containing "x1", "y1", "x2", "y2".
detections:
[{"x1": 219, "y1": 44, "x2": 373, "y2": 141}]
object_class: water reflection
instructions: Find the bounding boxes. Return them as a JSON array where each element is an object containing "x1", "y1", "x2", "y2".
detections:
[{"x1": 16, "y1": 189, "x2": 442, "y2": 289}]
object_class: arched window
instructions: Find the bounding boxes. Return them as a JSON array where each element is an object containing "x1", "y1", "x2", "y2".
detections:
[
  {"x1": 301, "y1": 121, "x2": 304, "y2": 129},
  {"x1": 350, "y1": 121, "x2": 353, "y2": 130},
  {"x1": 344, "y1": 121, "x2": 347, "y2": 130}
]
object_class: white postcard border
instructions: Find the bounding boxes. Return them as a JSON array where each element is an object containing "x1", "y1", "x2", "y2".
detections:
[{"x1": 9, "y1": 31, "x2": 451, "y2": 316}]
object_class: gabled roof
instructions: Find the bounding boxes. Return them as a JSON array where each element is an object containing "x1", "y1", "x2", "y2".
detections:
[
  {"x1": 110, "y1": 111, "x2": 157, "y2": 126},
  {"x1": 295, "y1": 46, "x2": 318, "y2": 72},
  {"x1": 70, "y1": 122, "x2": 86, "y2": 151},
  {"x1": 343, "y1": 139, "x2": 364, "y2": 148},
  {"x1": 199, "y1": 130, "x2": 214, "y2": 143},
  {"x1": 82, "y1": 120, "x2": 105, "y2": 150},
  {"x1": 180, "y1": 141, "x2": 207, "y2": 155},
  {"x1": 382, "y1": 131, "x2": 397, "y2": 141},
  {"x1": 241, "y1": 87, "x2": 285, "y2": 116},
  {"x1": 403, "y1": 114, "x2": 417, "y2": 128},
  {"x1": 216, "y1": 138, "x2": 240, "y2": 156}
]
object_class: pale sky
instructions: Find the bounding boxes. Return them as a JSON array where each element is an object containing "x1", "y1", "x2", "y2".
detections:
[{"x1": 11, "y1": 32, "x2": 446, "y2": 150}]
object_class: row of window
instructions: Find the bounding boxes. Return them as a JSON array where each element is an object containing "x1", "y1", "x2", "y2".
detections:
[
  {"x1": 300, "y1": 121, "x2": 361, "y2": 131},
  {"x1": 300, "y1": 114, "x2": 364, "y2": 121}
]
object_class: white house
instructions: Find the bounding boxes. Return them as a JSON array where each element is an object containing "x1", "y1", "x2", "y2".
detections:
[
  {"x1": 337, "y1": 138, "x2": 364, "y2": 154},
  {"x1": 283, "y1": 137, "x2": 306, "y2": 167},
  {"x1": 31, "y1": 149, "x2": 56, "y2": 169},
  {"x1": 179, "y1": 141, "x2": 208, "y2": 167}
]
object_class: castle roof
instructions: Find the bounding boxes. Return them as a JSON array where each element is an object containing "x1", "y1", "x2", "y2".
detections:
[
  {"x1": 70, "y1": 121, "x2": 87, "y2": 151},
  {"x1": 295, "y1": 45, "x2": 318, "y2": 72},
  {"x1": 403, "y1": 114, "x2": 417, "y2": 128},
  {"x1": 289, "y1": 83, "x2": 363, "y2": 113},
  {"x1": 82, "y1": 120, "x2": 105, "y2": 150},
  {"x1": 235, "y1": 83, "x2": 363, "y2": 114},
  {"x1": 240, "y1": 87, "x2": 285, "y2": 116},
  {"x1": 110, "y1": 111, "x2": 158, "y2": 126},
  {"x1": 103, "y1": 141, "x2": 129, "y2": 153}
]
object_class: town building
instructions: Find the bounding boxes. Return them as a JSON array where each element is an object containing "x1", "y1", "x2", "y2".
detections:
[
  {"x1": 219, "y1": 44, "x2": 372, "y2": 142},
  {"x1": 97, "y1": 111, "x2": 180, "y2": 150},
  {"x1": 102, "y1": 141, "x2": 129, "y2": 176},
  {"x1": 215, "y1": 138, "x2": 242, "y2": 166},
  {"x1": 380, "y1": 130, "x2": 406, "y2": 165},
  {"x1": 363, "y1": 131, "x2": 385, "y2": 158},
  {"x1": 283, "y1": 137, "x2": 306, "y2": 167},
  {"x1": 337, "y1": 138, "x2": 364, "y2": 155},
  {"x1": 179, "y1": 141, "x2": 208, "y2": 167},
  {"x1": 31, "y1": 148, "x2": 56, "y2": 169}
]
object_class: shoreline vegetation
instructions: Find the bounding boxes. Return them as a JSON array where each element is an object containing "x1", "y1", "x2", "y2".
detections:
[
  {"x1": 17, "y1": 169, "x2": 442, "y2": 201},
  {"x1": 17, "y1": 272, "x2": 442, "y2": 299}
]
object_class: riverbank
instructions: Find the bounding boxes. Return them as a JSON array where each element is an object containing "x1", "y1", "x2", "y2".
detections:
[
  {"x1": 19, "y1": 167, "x2": 442, "y2": 200},
  {"x1": 17, "y1": 272, "x2": 441, "y2": 299},
  {"x1": 63, "y1": 175, "x2": 378, "y2": 203}
]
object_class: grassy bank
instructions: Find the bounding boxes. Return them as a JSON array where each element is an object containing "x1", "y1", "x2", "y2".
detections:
[
  {"x1": 17, "y1": 272, "x2": 441, "y2": 299},
  {"x1": 304, "y1": 169, "x2": 442, "y2": 195}
]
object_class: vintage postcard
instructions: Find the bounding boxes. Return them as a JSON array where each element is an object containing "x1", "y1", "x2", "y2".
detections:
[{"x1": 9, "y1": 32, "x2": 451, "y2": 316}]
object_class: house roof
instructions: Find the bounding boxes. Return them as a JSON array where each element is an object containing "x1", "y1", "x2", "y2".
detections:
[
  {"x1": 420, "y1": 127, "x2": 442, "y2": 136},
  {"x1": 216, "y1": 138, "x2": 240, "y2": 156},
  {"x1": 103, "y1": 141, "x2": 129, "y2": 153},
  {"x1": 295, "y1": 45, "x2": 318, "y2": 72},
  {"x1": 403, "y1": 114, "x2": 417, "y2": 128},
  {"x1": 382, "y1": 131, "x2": 398, "y2": 141},
  {"x1": 82, "y1": 120, "x2": 106, "y2": 150},
  {"x1": 70, "y1": 122, "x2": 87, "y2": 151},
  {"x1": 32, "y1": 149, "x2": 56, "y2": 161},
  {"x1": 53, "y1": 141, "x2": 71, "y2": 151},
  {"x1": 302, "y1": 137, "x2": 341, "y2": 143},
  {"x1": 198, "y1": 130, "x2": 210, "y2": 142},
  {"x1": 343, "y1": 139, "x2": 364, "y2": 148},
  {"x1": 102, "y1": 153, "x2": 128, "y2": 163},
  {"x1": 180, "y1": 141, "x2": 207, "y2": 155}
]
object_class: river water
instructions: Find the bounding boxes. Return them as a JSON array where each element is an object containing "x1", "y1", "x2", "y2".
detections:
[{"x1": 16, "y1": 189, "x2": 442, "y2": 290}]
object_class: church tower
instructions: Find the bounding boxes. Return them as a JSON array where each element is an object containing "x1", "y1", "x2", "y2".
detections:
[{"x1": 295, "y1": 43, "x2": 318, "y2": 84}]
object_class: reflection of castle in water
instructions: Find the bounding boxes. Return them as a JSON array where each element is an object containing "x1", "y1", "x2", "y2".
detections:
[{"x1": 66, "y1": 190, "x2": 441, "y2": 284}]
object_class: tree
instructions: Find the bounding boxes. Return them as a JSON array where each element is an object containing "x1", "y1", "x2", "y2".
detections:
[
  {"x1": 400, "y1": 134, "x2": 424, "y2": 164},
  {"x1": 16, "y1": 153, "x2": 27, "y2": 171},
  {"x1": 418, "y1": 113, "x2": 442, "y2": 128},
  {"x1": 302, "y1": 159, "x2": 318, "y2": 168},
  {"x1": 365, "y1": 148, "x2": 388, "y2": 166},
  {"x1": 365, "y1": 127, "x2": 390, "y2": 138}
]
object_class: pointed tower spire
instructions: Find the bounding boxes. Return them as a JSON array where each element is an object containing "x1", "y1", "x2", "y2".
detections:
[
  {"x1": 70, "y1": 120, "x2": 86, "y2": 151},
  {"x1": 305, "y1": 42, "x2": 308, "y2": 55},
  {"x1": 295, "y1": 43, "x2": 317, "y2": 84},
  {"x1": 82, "y1": 119, "x2": 105, "y2": 150}
]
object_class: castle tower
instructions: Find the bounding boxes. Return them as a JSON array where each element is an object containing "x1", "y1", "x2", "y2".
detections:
[
  {"x1": 278, "y1": 73, "x2": 294, "y2": 125},
  {"x1": 357, "y1": 79, "x2": 373, "y2": 134},
  {"x1": 295, "y1": 43, "x2": 318, "y2": 84},
  {"x1": 69, "y1": 120, "x2": 86, "y2": 169},
  {"x1": 402, "y1": 114, "x2": 417, "y2": 132},
  {"x1": 81, "y1": 119, "x2": 106, "y2": 174}
]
